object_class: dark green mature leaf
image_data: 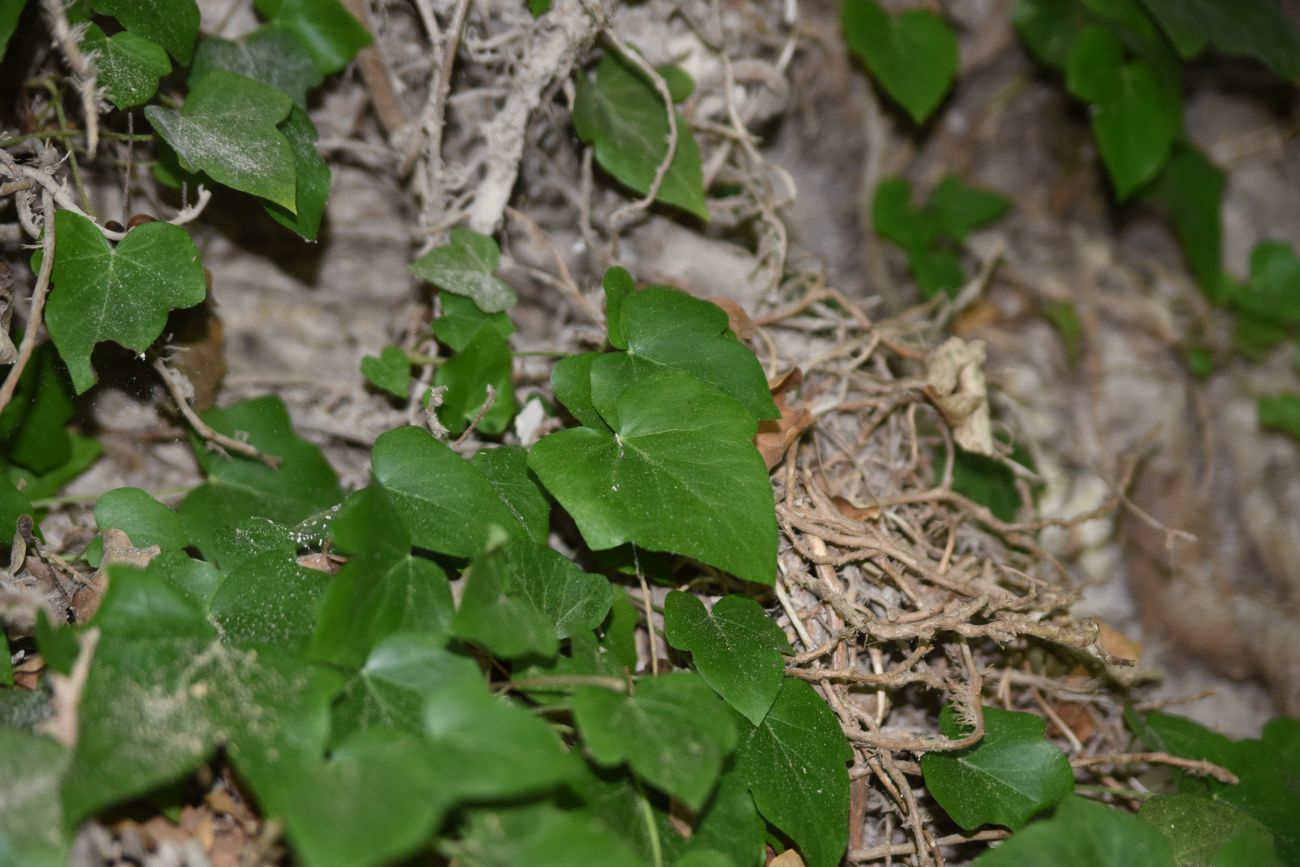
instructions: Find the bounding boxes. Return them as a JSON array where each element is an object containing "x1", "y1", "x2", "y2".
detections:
[
  {"x1": 593, "y1": 285, "x2": 779, "y2": 423},
  {"x1": 842, "y1": 0, "x2": 958, "y2": 124},
  {"x1": 0, "y1": 343, "x2": 74, "y2": 474},
  {"x1": 0, "y1": 0, "x2": 26, "y2": 61},
  {"x1": 601, "y1": 587, "x2": 639, "y2": 671},
  {"x1": 664, "y1": 592, "x2": 790, "y2": 725},
  {"x1": 1138, "y1": 794, "x2": 1282, "y2": 867},
  {"x1": 369, "y1": 426, "x2": 523, "y2": 557},
  {"x1": 410, "y1": 228, "x2": 517, "y2": 314},
  {"x1": 178, "y1": 396, "x2": 342, "y2": 566},
  {"x1": 574, "y1": 672, "x2": 738, "y2": 810},
  {"x1": 81, "y1": 25, "x2": 170, "y2": 108},
  {"x1": 1160, "y1": 145, "x2": 1225, "y2": 295},
  {"x1": 471, "y1": 446, "x2": 550, "y2": 544},
  {"x1": 688, "y1": 767, "x2": 765, "y2": 867},
  {"x1": 454, "y1": 804, "x2": 645, "y2": 867},
  {"x1": 734, "y1": 678, "x2": 852, "y2": 867},
  {"x1": 266, "y1": 106, "x2": 331, "y2": 240},
  {"x1": 551, "y1": 352, "x2": 607, "y2": 430},
  {"x1": 47, "y1": 212, "x2": 206, "y2": 394},
  {"x1": 574, "y1": 50, "x2": 709, "y2": 219},
  {"x1": 1258, "y1": 394, "x2": 1300, "y2": 441},
  {"x1": 145, "y1": 70, "x2": 297, "y2": 210},
  {"x1": 568, "y1": 766, "x2": 689, "y2": 865},
  {"x1": 921, "y1": 705, "x2": 1074, "y2": 831},
  {"x1": 434, "y1": 326, "x2": 517, "y2": 435},
  {"x1": 1139, "y1": 0, "x2": 1300, "y2": 78},
  {"x1": 0, "y1": 728, "x2": 69, "y2": 867},
  {"x1": 91, "y1": 0, "x2": 198, "y2": 63},
  {"x1": 972, "y1": 796, "x2": 1174, "y2": 866},
  {"x1": 1012, "y1": 0, "x2": 1087, "y2": 69},
  {"x1": 1066, "y1": 26, "x2": 1124, "y2": 102},
  {"x1": 190, "y1": 27, "x2": 322, "y2": 107},
  {"x1": 1091, "y1": 60, "x2": 1177, "y2": 199},
  {"x1": 942, "y1": 448, "x2": 1023, "y2": 522},
  {"x1": 873, "y1": 177, "x2": 938, "y2": 250},
  {"x1": 1235, "y1": 241, "x2": 1300, "y2": 324},
  {"x1": 0, "y1": 474, "x2": 34, "y2": 545},
  {"x1": 254, "y1": 0, "x2": 372, "y2": 75},
  {"x1": 6, "y1": 431, "x2": 101, "y2": 504},
  {"x1": 361, "y1": 344, "x2": 410, "y2": 398},
  {"x1": 433, "y1": 292, "x2": 515, "y2": 352},
  {"x1": 529, "y1": 370, "x2": 778, "y2": 586}
]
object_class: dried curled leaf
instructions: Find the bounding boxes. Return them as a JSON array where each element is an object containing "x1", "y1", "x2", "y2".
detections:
[
  {"x1": 755, "y1": 368, "x2": 816, "y2": 471},
  {"x1": 925, "y1": 336, "x2": 993, "y2": 456}
]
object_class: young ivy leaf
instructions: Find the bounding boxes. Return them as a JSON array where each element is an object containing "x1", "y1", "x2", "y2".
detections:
[
  {"x1": 574, "y1": 50, "x2": 709, "y2": 220},
  {"x1": 928, "y1": 175, "x2": 1011, "y2": 241},
  {"x1": 573, "y1": 672, "x2": 738, "y2": 810},
  {"x1": 190, "y1": 27, "x2": 322, "y2": 108},
  {"x1": 0, "y1": 728, "x2": 70, "y2": 867},
  {"x1": 409, "y1": 228, "x2": 517, "y2": 314},
  {"x1": 46, "y1": 211, "x2": 206, "y2": 394},
  {"x1": 433, "y1": 292, "x2": 515, "y2": 352},
  {"x1": 972, "y1": 796, "x2": 1175, "y2": 867},
  {"x1": 266, "y1": 106, "x2": 331, "y2": 240},
  {"x1": 842, "y1": 0, "x2": 958, "y2": 124},
  {"x1": 80, "y1": 25, "x2": 170, "y2": 108},
  {"x1": 433, "y1": 326, "x2": 517, "y2": 436},
  {"x1": 733, "y1": 677, "x2": 852, "y2": 867},
  {"x1": 360, "y1": 344, "x2": 410, "y2": 398},
  {"x1": 90, "y1": 0, "x2": 199, "y2": 63},
  {"x1": 529, "y1": 369, "x2": 778, "y2": 586},
  {"x1": 254, "y1": 0, "x2": 372, "y2": 76},
  {"x1": 920, "y1": 705, "x2": 1075, "y2": 831},
  {"x1": 664, "y1": 592, "x2": 791, "y2": 725},
  {"x1": 145, "y1": 70, "x2": 297, "y2": 211}
]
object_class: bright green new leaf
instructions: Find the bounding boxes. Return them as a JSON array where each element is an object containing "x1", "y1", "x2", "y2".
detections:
[
  {"x1": 178, "y1": 396, "x2": 342, "y2": 566},
  {"x1": 574, "y1": 672, "x2": 738, "y2": 810},
  {"x1": 529, "y1": 370, "x2": 778, "y2": 586},
  {"x1": 574, "y1": 50, "x2": 709, "y2": 219},
  {"x1": 1066, "y1": 26, "x2": 1124, "y2": 102},
  {"x1": 0, "y1": 728, "x2": 69, "y2": 867},
  {"x1": 972, "y1": 796, "x2": 1174, "y2": 866},
  {"x1": 46, "y1": 211, "x2": 206, "y2": 394},
  {"x1": 842, "y1": 0, "x2": 958, "y2": 124},
  {"x1": 920, "y1": 705, "x2": 1074, "y2": 830},
  {"x1": 434, "y1": 325, "x2": 517, "y2": 435},
  {"x1": 664, "y1": 592, "x2": 790, "y2": 725},
  {"x1": 369, "y1": 426, "x2": 524, "y2": 557},
  {"x1": 91, "y1": 0, "x2": 198, "y2": 63},
  {"x1": 734, "y1": 677, "x2": 852, "y2": 867},
  {"x1": 0, "y1": 343, "x2": 74, "y2": 474},
  {"x1": 471, "y1": 446, "x2": 550, "y2": 544},
  {"x1": 254, "y1": 0, "x2": 372, "y2": 75},
  {"x1": 190, "y1": 27, "x2": 322, "y2": 107},
  {"x1": 410, "y1": 228, "x2": 517, "y2": 313},
  {"x1": 455, "y1": 804, "x2": 645, "y2": 867},
  {"x1": 433, "y1": 292, "x2": 515, "y2": 352},
  {"x1": 1258, "y1": 394, "x2": 1300, "y2": 441},
  {"x1": 928, "y1": 175, "x2": 1012, "y2": 241},
  {"x1": 330, "y1": 633, "x2": 481, "y2": 742},
  {"x1": 81, "y1": 25, "x2": 170, "y2": 108},
  {"x1": 592, "y1": 286, "x2": 779, "y2": 424},
  {"x1": 1092, "y1": 61, "x2": 1176, "y2": 200},
  {"x1": 85, "y1": 486, "x2": 188, "y2": 567},
  {"x1": 1012, "y1": 0, "x2": 1087, "y2": 70},
  {"x1": 0, "y1": 0, "x2": 26, "y2": 62},
  {"x1": 266, "y1": 106, "x2": 331, "y2": 240},
  {"x1": 145, "y1": 70, "x2": 297, "y2": 210},
  {"x1": 1139, "y1": 794, "x2": 1281, "y2": 867},
  {"x1": 1236, "y1": 241, "x2": 1300, "y2": 324},
  {"x1": 1138, "y1": 0, "x2": 1300, "y2": 79},
  {"x1": 361, "y1": 344, "x2": 410, "y2": 398},
  {"x1": 1160, "y1": 145, "x2": 1225, "y2": 295}
]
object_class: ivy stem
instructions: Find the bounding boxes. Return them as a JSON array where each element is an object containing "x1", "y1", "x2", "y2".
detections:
[{"x1": 634, "y1": 777, "x2": 664, "y2": 867}]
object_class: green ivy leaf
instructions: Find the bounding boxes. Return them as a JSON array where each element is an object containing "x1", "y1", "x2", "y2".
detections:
[
  {"x1": 0, "y1": 474, "x2": 34, "y2": 545},
  {"x1": 602, "y1": 266, "x2": 635, "y2": 349},
  {"x1": 369, "y1": 426, "x2": 525, "y2": 558},
  {"x1": 574, "y1": 50, "x2": 709, "y2": 219},
  {"x1": 1159, "y1": 144, "x2": 1225, "y2": 295},
  {"x1": 454, "y1": 804, "x2": 645, "y2": 867},
  {"x1": 360, "y1": 344, "x2": 410, "y2": 398},
  {"x1": 928, "y1": 175, "x2": 1011, "y2": 241},
  {"x1": 551, "y1": 352, "x2": 607, "y2": 430},
  {"x1": 410, "y1": 228, "x2": 517, "y2": 314},
  {"x1": 688, "y1": 767, "x2": 765, "y2": 867},
  {"x1": 920, "y1": 705, "x2": 1075, "y2": 831},
  {"x1": 178, "y1": 396, "x2": 342, "y2": 566},
  {"x1": 529, "y1": 370, "x2": 778, "y2": 586},
  {"x1": 433, "y1": 326, "x2": 517, "y2": 436},
  {"x1": 972, "y1": 796, "x2": 1174, "y2": 866},
  {"x1": 0, "y1": 343, "x2": 74, "y2": 474},
  {"x1": 1091, "y1": 60, "x2": 1177, "y2": 200},
  {"x1": 733, "y1": 678, "x2": 852, "y2": 867},
  {"x1": 664, "y1": 592, "x2": 790, "y2": 725},
  {"x1": 254, "y1": 0, "x2": 372, "y2": 76},
  {"x1": 568, "y1": 766, "x2": 689, "y2": 865},
  {"x1": 941, "y1": 447, "x2": 1025, "y2": 523},
  {"x1": 842, "y1": 0, "x2": 958, "y2": 124},
  {"x1": 145, "y1": 70, "x2": 297, "y2": 210},
  {"x1": 1066, "y1": 26, "x2": 1124, "y2": 102},
  {"x1": 1012, "y1": 0, "x2": 1087, "y2": 70},
  {"x1": 46, "y1": 211, "x2": 206, "y2": 394},
  {"x1": 85, "y1": 487, "x2": 188, "y2": 568},
  {"x1": 266, "y1": 106, "x2": 331, "y2": 240},
  {"x1": 593, "y1": 285, "x2": 779, "y2": 424},
  {"x1": 1258, "y1": 394, "x2": 1300, "y2": 441},
  {"x1": 190, "y1": 27, "x2": 322, "y2": 107},
  {"x1": 81, "y1": 25, "x2": 170, "y2": 108},
  {"x1": 574, "y1": 672, "x2": 738, "y2": 810},
  {"x1": 601, "y1": 587, "x2": 639, "y2": 672},
  {"x1": 433, "y1": 292, "x2": 515, "y2": 351},
  {"x1": 1138, "y1": 794, "x2": 1282, "y2": 867},
  {"x1": 1235, "y1": 241, "x2": 1300, "y2": 324},
  {"x1": 90, "y1": 0, "x2": 198, "y2": 63},
  {"x1": 0, "y1": 631, "x2": 9, "y2": 687},
  {"x1": 5, "y1": 432, "x2": 100, "y2": 505},
  {"x1": 0, "y1": 728, "x2": 69, "y2": 867},
  {"x1": 0, "y1": 0, "x2": 26, "y2": 62},
  {"x1": 471, "y1": 446, "x2": 550, "y2": 544},
  {"x1": 1138, "y1": 0, "x2": 1300, "y2": 79}
]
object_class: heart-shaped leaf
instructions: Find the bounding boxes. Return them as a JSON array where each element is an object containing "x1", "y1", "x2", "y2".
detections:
[
  {"x1": 190, "y1": 27, "x2": 322, "y2": 107},
  {"x1": 972, "y1": 796, "x2": 1174, "y2": 867},
  {"x1": 254, "y1": 0, "x2": 372, "y2": 75},
  {"x1": 81, "y1": 25, "x2": 170, "y2": 108},
  {"x1": 91, "y1": 0, "x2": 198, "y2": 63},
  {"x1": 409, "y1": 228, "x2": 516, "y2": 313},
  {"x1": 433, "y1": 326, "x2": 516, "y2": 435},
  {"x1": 1089, "y1": 60, "x2": 1176, "y2": 199},
  {"x1": 842, "y1": 0, "x2": 958, "y2": 123},
  {"x1": 361, "y1": 344, "x2": 410, "y2": 398}
]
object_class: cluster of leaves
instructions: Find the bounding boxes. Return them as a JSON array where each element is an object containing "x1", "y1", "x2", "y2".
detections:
[{"x1": 914, "y1": 704, "x2": 1298, "y2": 865}]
